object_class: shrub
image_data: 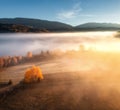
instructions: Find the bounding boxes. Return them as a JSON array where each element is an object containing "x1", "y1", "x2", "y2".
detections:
[{"x1": 24, "y1": 65, "x2": 44, "y2": 83}]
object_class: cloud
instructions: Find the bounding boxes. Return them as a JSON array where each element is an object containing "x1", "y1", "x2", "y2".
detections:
[
  {"x1": 57, "y1": 3, "x2": 81, "y2": 20},
  {"x1": 79, "y1": 14, "x2": 95, "y2": 17}
]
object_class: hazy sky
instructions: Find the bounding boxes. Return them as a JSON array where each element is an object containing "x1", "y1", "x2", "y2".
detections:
[{"x1": 0, "y1": 0, "x2": 120, "y2": 25}]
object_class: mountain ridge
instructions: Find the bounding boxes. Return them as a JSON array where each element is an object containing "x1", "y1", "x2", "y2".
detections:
[
  {"x1": 0, "y1": 18, "x2": 73, "y2": 31},
  {"x1": 0, "y1": 18, "x2": 120, "y2": 32},
  {"x1": 75, "y1": 22, "x2": 120, "y2": 28}
]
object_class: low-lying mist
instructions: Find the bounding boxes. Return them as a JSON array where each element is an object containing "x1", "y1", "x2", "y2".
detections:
[
  {"x1": 42, "y1": 50, "x2": 120, "y2": 109},
  {"x1": 0, "y1": 31, "x2": 119, "y2": 56},
  {"x1": 1, "y1": 31, "x2": 120, "y2": 109}
]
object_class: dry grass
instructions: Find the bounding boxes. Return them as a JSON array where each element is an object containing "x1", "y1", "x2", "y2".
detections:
[{"x1": 1, "y1": 51, "x2": 120, "y2": 110}]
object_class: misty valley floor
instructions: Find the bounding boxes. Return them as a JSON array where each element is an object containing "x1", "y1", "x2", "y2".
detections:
[
  {"x1": 0, "y1": 72, "x2": 120, "y2": 110},
  {"x1": 1, "y1": 54, "x2": 120, "y2": 110},
  {"x1": 0, "y1": 73, "x2": 118, "y2": 110}
]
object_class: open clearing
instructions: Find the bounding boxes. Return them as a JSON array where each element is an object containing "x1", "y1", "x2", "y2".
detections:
[{"x1": 1, "y1": 52, "x2": 120, "y2": 110}]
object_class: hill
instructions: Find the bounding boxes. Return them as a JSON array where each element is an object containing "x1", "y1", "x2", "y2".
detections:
[
  {"x1": 0, "y1": 18, "x2": 120, "y2": 32},
  {"x1": 75, "y1": 22, "x2": 120, "y2": 31},
  {"x1": 0, "y1": 18, "x2": 73, "y2": 32},
  {"x1": 1, "y1": 51, "x2": 120, "y2": 110}
]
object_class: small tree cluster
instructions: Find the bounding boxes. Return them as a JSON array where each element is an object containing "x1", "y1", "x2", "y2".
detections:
[
  {"x1": 0, "y1": 56, "x2": 23, "y2": 68},
  {"x1": 0, "y1": 51, "x2": 33, "y2": 68}
]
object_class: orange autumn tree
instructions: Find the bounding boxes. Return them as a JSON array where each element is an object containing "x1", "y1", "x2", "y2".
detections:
[{"x1": 24, "y1": 65, "x2": 44, "y2": 83}]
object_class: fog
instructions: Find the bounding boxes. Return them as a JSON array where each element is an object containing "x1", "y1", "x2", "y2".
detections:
[
  {"x1": 0, "y1": 31, "x2": 119, "y2": 56},
  {"x1": 1, "y1": 32, "x2": 120, "y2": 110}
]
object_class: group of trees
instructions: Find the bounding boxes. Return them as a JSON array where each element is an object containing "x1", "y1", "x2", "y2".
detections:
[
  {"x1": 0, "y1": 50, "x2": 57, "y2": 69},
  {"x1": 0, "y1": 52, "x2": 33, "y2": 68},
  {"x1": 0, "y1": 56, "x2": 23, "y2": 68},
  {"x1": 0, "y1": 48, "x2": 87, "y2": 69}
]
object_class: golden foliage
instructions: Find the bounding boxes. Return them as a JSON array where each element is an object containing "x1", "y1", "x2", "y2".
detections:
[
  {"x1": 24, "y1": 65, "x2": 44, "y2": 83},
  {"x1": 27, "y1": 52, "x2": 32, "y2": 58},
  {"x1": 0, "y1": 58, "x2": 4, "y2": 67}
]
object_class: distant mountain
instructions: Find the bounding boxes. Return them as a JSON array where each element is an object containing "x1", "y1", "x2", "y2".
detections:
[
  {"x1": 75, "y1": 23, "x2": 120, "y2": 31},
  {"x1": 0, "y1": 18, "x2": 120, "y2": 33},
  {"x1": 0, "y1": 18, "x2": 73, "y2": 32}
]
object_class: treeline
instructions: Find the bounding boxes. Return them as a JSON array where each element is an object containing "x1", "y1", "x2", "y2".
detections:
[
  {"x1": 0, "y1": 23, "x2": 49, "y2": 33},
  {"x1": 0, "y1": 56, "x2": 22, "y2": 68},
  {"x1": 0, "y1": 47, "x2": 87, "y2": 69},
  {"x1": 0, "y1": 50, "x2": 63, "y2": 69}
]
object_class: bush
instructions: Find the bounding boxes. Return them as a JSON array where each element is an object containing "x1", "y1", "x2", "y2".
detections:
[{"x1": 24, "y1": 65, "x2": 44, "y2": 83}]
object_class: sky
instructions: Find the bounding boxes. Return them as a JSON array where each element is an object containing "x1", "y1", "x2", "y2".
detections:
[{"x1": 0, "y1": 0, "x2": 120, "y2": 26}]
